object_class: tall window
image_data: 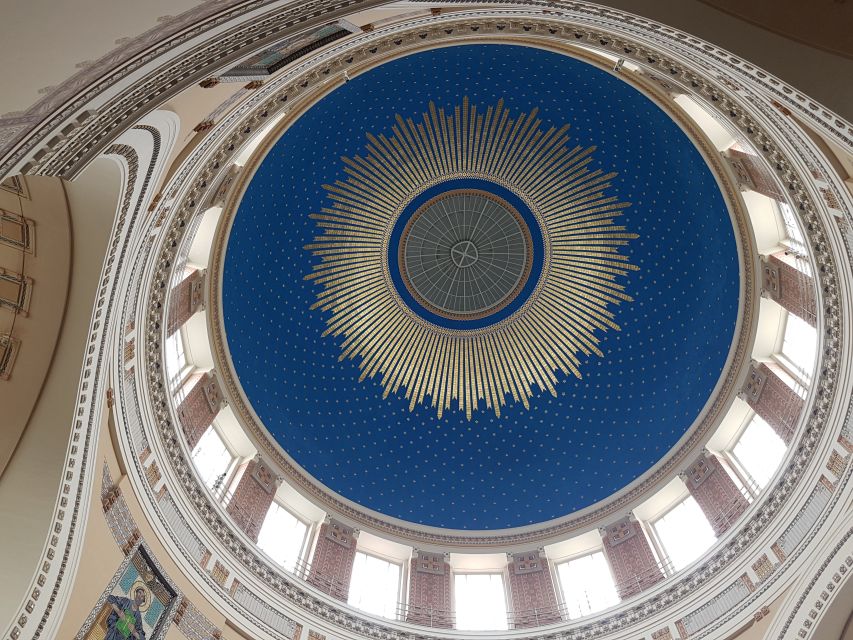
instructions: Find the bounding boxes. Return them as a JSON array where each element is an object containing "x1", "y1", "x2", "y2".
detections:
[
  {"x1": 454, "y1": 573, "x2": 508, "y2": 630},
  {"x1": 190, "y1": 426, "x2": 234, "y2": 493},
  {"x1": 164, "y1": 330, "x2": 189, "y2": 388},
  {"x1": 257, "y1": 502, "x2": 309, "y2": 572},
  {"x1": 732, "y1": 415, "x2": 787, "y2": 489},
  {"x1": 653, "y1": 497, "x2": 717, "y2": 572},
  {"x1": 556, "y1": 551, "x2": 620, "y2": 619},
  {"x1": 778, "y1": 202, "x2": 807, "y2": 257},
  {"x1": 780, "y1": 313, "x2": 817, "y2": 381},
  {"x1": 348, "y1": 552, "x2": 401, "y2": 619}
]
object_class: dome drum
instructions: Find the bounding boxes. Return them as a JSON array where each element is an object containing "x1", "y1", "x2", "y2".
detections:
[{"x1": 25, "y1": 7, "x2": 844, "y2": 637}]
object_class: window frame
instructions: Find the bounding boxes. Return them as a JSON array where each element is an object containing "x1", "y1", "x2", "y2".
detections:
[
  {"x1": 452, "y1": 570, "x2": 510, "y2": 631},
  {"x1": 773, "y1": 311, "x2": 817, "y2": 385},
  {"x1": 553, "y1": 549, "x2": 620, "y2": 620},
  {"x1": 256, "y1": 499, "x2": 311, "y2": 573},
  {"x1": 190, "y1": 423, "x2": 237, "y2": 497},
  {"x1": 650, "y1": 494, "x2": 718, "y2": 574},
  {"x1": 164, "y1": 327, "x2": 193, "y2": 389},
  {"x1": 347, "y1": 549, "x2": 405, "y2": 621},
  {"x1": 726, "y1": 412, "x2": 788, "y2": 492}
]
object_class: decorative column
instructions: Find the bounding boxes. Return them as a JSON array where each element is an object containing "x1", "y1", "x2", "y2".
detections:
[
  {"x1": 506, "y1": 549, "x2": 562, "y2": 628},
  {"x1": 225, "y1": 455, "x2": 281, "y2": 542},
  {"x1": 681, "y1": 452, "x2": 749, "y2": 536},
  {"x1": 406, "y1": 551, "x2": 452, "y2": 628},
  {"x1": 740, "y1": 361, "x2": 804, "y2": 444},
  {"x1": 761, "y1": 253, "x2": 817, "y2": 326},
  {"x1": 600, "y1": 516, "x2": 664, "y2": 599},
  {"x1": 307, "y1": 518, "x2": 359, "y2": 601},
  {"x1": 167, "y1": 269, "x2": 205, "y2": 335},
  {"x1": 176, "y1": 371, "x2": 225, "y2": 449},
  {"x1": 724, "y1": 149, "x2": 785, "y2": 200}
]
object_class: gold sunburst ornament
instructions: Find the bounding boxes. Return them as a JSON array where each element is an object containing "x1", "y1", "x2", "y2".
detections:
[{"x1": 306, "y1": 98, "x2": 638, "y2": 418}]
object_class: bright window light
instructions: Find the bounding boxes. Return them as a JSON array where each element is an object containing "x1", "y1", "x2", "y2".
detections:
[
  {"x1": 732, "y1": 415, "x2": 787, "y2": 489},
  {"x1": 778, "y1": 202, "x2": 807, "y2": 256},
  {"x1": 348, "y1": 552, "x2": 401, "y2": 620},
  {"x1": 653, "y1": 497, "x2": 717, "y2": 572},
  {"x1": 164, "y1": 330, "x2": 188, "y2": 387},
  {"x1": 257, "y1": 502, "x2": 309, "y2": 572},
  {"x1": 454, "y1": 573, "x2": 508, "y2": 630},
  {"x1": 781, "y1": 313, "x2": 817, "y2": 381},
  {"x1": 191, "y1": 426, "x2": 233, "y2": 493},
  {"x1": 556, "y1": 551, "x2": 620, "y2": 619}
]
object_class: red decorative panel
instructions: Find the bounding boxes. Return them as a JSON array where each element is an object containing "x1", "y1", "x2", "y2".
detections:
[
  {"x1": 406, "y1": 552, "x2": 452, "y2": 627},
  {"x1": 226, "y1": 456, "x2": 280, "y2": 542},
  {"x1": 683, "y1": 453, "x2": 749, "y2": 536},
  {"x1": 725, "y1": 149, "x2": 785, "y2": 200},
  {"x1": 742, "y1": 362, "x2": 803, "y2": 444},
  {"x1": 307, "y1": 520, "x2": 358, "y2": 601},
  {"x1": 167, "y1": 269, "x2": 205, "y2": 335},
  {"x1": 764, "y1": 253, "x2": 816, "y2": 327},
  {"x1": 600, "y1": 517, "x2": 664, "y2": 599},
  {"x1": 506, "y1": 550, "x2": 561, "y2": 628},
  {"x1": 176, "y1": 372, "x2": 224, "y2": 449}
]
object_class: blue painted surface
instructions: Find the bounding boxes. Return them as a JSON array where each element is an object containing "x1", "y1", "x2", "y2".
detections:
[{"x1": 222, "y1": 44, "x2": 739, "y2": 529}]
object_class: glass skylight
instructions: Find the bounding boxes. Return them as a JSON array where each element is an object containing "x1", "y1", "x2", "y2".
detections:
[
  {"x1": 190, "y1": 425, "x2": 233, "y2": 493},
  {"x1": 781, "y1": 313, "x2": 817, "y2": 381},
  {"x1": 454, "y1": 573, "x2": 508, "y2": 630},
  {"x1": 653, "y1": 496, "x2": 717, "y2": 572},
  {"x1": 256, "y1": 502, "x2": 309, "y2": 572},
  {"x1": 348, "y1": 552, "x2": 401, "y2": 620},
  {"x1": 732, "y1": 415, "x2": 787, "y2": 489},
  {"x1": 556, "y1": 551, "x2": 620, "y2": 619}
]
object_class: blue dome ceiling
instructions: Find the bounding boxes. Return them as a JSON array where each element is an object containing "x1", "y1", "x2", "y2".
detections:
[{"x1": 222, "y1": 44, "x2": 740, "y2": 530}]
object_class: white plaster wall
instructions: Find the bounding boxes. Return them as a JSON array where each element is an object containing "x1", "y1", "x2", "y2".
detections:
[{"x1": 0, "y1": 0, "x2": 204, "y2": 116}]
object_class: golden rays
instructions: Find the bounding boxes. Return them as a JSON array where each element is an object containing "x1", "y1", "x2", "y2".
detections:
[{"x1": 305, "y1": 98, "x2": 638, "y2": 419}]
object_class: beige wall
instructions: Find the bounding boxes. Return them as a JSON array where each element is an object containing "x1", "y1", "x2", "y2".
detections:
[
  {"x1": 0, "y1": 157, "x2": 119, "y2": 627},
  {"x1": 0, "y1": 0, "x2": 203, "y2": 116},
  {"x1": 0, "y1": 176, "x2": 71, "y2": 476},
  {"x1": 54, "y1": 403, "x2": 237, "y2": 639}
]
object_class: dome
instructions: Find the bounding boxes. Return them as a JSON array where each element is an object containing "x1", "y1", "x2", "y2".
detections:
[{"x1": 221, "y1": 43, "x2": 742, "y2": 529}]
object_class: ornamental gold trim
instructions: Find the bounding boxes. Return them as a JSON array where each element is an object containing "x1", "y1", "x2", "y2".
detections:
[{"x1": 306, "y1": 99, "x2": 637, "y2": 418}]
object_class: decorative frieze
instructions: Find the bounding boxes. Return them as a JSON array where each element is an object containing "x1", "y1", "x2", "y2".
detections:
[
  {"x1": 176, "y1": 371, "x2": 225, "y2": 449},
  {"x1": 762, "y1": 253, "x2": 816, "y2": 326},
  {"x1": 308, "y1": 519, "x2": 359, "y2": 600},
  {"x1": 740, "y1": 361, "x2": 803, "y2": 444},
  {"x1": 407, "y1": 551, "x2": 452, "y2": 628},
  {"x1": 724, "y1": 148, "x2": 786, "y2": 200},
  {"x1": 225, "y1": 455, "x2": 281, "y2": 542},
  {"x1": 600, "y1": 516, "x2": 664, "y2": 599},
  {"x1": 682, "y1": 452, "x2": 749, "y2": 536},
  {"x1": 167, "y1": 269, "x2": 205, "y2": 335},
  {"x1": 507, "y1": 550, "x2": 561, "y2": 628}
]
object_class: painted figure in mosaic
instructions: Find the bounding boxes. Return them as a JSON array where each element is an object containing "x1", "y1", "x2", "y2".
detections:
[{"x1": 104, "y1": 586, "x2": 147, "y2": 640}]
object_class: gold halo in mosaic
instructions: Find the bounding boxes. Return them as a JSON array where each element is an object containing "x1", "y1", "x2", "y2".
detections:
[{"x1": 305, "y1": 98, "x2": 638, "y2": 419}]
